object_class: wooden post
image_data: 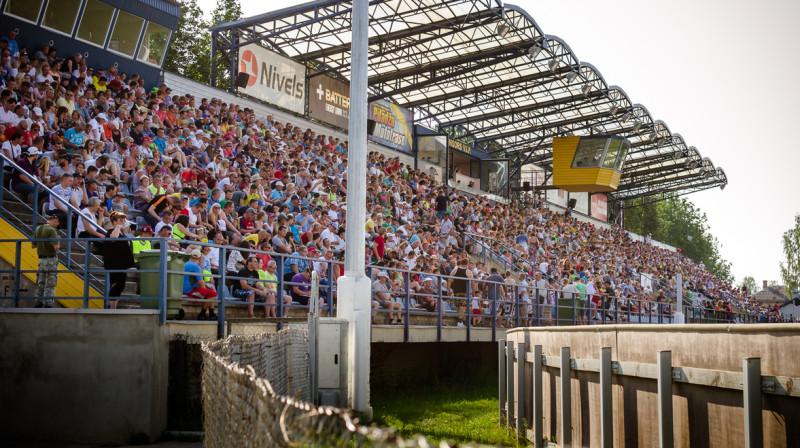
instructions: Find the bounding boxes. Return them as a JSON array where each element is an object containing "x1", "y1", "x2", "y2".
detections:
[
  {"x1": 600, "y1": 347, "x2": 613, "y2": 448},
  {"x1": 658, "y1": 350, "x2": 673, "y2": 448}
]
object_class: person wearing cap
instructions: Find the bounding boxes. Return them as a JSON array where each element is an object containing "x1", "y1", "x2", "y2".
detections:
[
  {"x1": 32, "y1": 214, "x2": 61, "y2": 307},
  {"x1": 371, "y1": 270, "x2": 403, "y2": 324},
  {"x1": 269, "y1": 181, "x2": 285, "y2": 204},
  {"x1": 233, "y1": 255, "x2": 269, "y2": 318},
  {"x1": 103, "y1": 211, "x2": 135, "y2": 309},
  {"x1": 11, "y1": 145, "x2": 45, "y2": 205},
  {"x1": 132, "y1": 226, "x2": 154, "y2": 265},
  {"x1": 183, "y1": 249, "x2": 218, "y2": 321}
]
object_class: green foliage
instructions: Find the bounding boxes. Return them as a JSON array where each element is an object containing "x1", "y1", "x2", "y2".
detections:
[
  {"x1": 372, "y1": 381, "x2": 523, "y2": 446},
  {"x1": 779, "y1": 213, "x2": 800, "y2": 294},
  {"x1": 163, "y1": 0, "x2": 212, "y2": 83},
  {"x1": 624, "y1": 196, "x2": 733, "y2": 282},
  {"x1": 211, "y1": 0, "x2": 243, "y2": 25},
  {"x1": 740, "y1": 275, "x2": 759, "y2": 294}
]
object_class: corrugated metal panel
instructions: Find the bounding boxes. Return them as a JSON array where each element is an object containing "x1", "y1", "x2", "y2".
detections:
[
  {"x1": 103, "y1": 0, "x2": 180, "y2": 29},
  {"x1": 2, "y1": 17, "x2": 163, "y2": 89},
  {"x1": 164, "y1": 71, "x2": 415, "y2": 167}
]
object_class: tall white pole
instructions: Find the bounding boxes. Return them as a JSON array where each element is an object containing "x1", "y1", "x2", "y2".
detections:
[
  {"x1": 675, "y1": 251, "x2": 684, "y2": 323},
  {"x1": 337, "y1": 0, "x2": 372, "y2": 418}
]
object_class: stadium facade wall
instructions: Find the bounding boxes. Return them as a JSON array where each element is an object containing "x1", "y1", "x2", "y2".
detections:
[
  {"x1": 0, "y1": 309, "x2": 169, "y2": 444},
  {"x1": 162, "y1": 72, "x2": 415, "y2": 167}
]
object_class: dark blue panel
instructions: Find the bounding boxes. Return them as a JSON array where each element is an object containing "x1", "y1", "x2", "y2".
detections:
[
  {"x1": 100, "y1": 0, "x2": 180, "y2": 29},
  {"x1": 2, "y1": 16, "x2": 163, "y2": 89}
]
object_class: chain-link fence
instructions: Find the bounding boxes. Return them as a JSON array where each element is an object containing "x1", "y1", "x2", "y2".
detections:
[{"x1": 202, "y1": 329, "x2": 487, "y2": 447}]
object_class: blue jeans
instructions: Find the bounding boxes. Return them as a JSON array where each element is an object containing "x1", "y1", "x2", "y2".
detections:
[{"x1": 13, "y1": 183, "x2": 49, "y2": 203}]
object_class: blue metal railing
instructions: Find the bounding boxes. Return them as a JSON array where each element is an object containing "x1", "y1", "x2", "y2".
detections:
[{"x1": 0, "y1": 236, "x2": 776, "y2": 341}]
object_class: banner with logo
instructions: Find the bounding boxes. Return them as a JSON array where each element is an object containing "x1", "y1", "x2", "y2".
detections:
[
  {"x1": 308, "y1": 71, "x2": 350, "y2": 129},
  {"x1": 590, "y1": 193, "x2": 608, "y2": 222},
  {"x1": 367, "y1": 99, "x2": 413, "y2": 154},
  {"x1": 238, "y1": 44, "x2": 306, "y2": 115}
]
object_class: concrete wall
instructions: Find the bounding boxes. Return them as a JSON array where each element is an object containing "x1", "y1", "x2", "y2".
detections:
[
  {"x1": 0, "y1": 309, "x2": 170, "y2": 444},
  {"x1": 505, "y1": 324, "x2": 800, "y2": 448}
]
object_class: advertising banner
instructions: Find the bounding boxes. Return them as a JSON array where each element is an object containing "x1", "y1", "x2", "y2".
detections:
[
  {"x1": 570, "y1": 191, "x2": 589, "y2": 215},
  {"x1": 590, "y1": 193, "x2": 608, "y2": 222},
  {"x1": 308, "y1": 71, "x2": 350, "y2": 129},
  {"x1": 546, "y1": 188, "x2": 568, "y2": 208},
  {"x1": 367, "y1": 99, "x2": 414, "y2": 155},
  {"x1": 238, "y1": 43, "x2": 306, "y2": 115}
]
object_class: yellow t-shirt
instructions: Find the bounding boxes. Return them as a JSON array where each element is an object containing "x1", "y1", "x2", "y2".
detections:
[{"x1": 365, "y1": 218, "x2": 375, "y2": 233}]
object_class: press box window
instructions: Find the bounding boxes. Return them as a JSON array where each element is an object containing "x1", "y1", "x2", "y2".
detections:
[
  {"x1": 571, "y1": 138, "x2": 609, "y2": 168},
  {"x1": 137, "y1": 22, "x2": 170, "y2": 66},
  {"x1": 109, "y1": 10, "x2": 144, "y2": 57},
  {"x1": 614, "y1": 141, "x2": 630, "y2": 171},
  {"x1": 4, "y1": 0, "x2": 44, "y2": 23},
  {"x1": 602, "y1": 139, "x2": 622, "y2": 169},
  {"x1": 42, "y1": 0, "x2": 82, "y2": 35},
  {"x1": 77, "y1": 0, "x2": 114, "y2": 46}
]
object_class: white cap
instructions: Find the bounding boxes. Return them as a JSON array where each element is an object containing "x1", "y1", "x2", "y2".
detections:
[
  {"x1": 32, "y1": 107, "x2": 43, "y2": 116},
  {"x1": 96, "y1": 113, "x2": 108, "y2": 121}
]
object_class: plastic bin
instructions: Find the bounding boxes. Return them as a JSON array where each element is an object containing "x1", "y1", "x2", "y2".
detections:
[
  {"x1": 557, "y1": 296, "x2": 577, "y2": 326},
  {"x1": 138, "y1": 249, "x2": 190, "y2": 318}
]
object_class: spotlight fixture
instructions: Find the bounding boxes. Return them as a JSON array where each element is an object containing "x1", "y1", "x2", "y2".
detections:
[
  {"x1": 632, "y1": 121, "x2": 643, "y2": 132},
  {"x1": 609, "y1": 105, "x2": 620, "y2": 115},
  {"x1": 496, "y1": 23, "x2": 509, "y2": 38},
  {"x1": 721, "y1": 183, "x2": 726, "y2": 190},
  {"x1": 564, "y1": 71, "x2": 579, "y2": 83},
  {"x1": 673, "y1": 152, "x2": 680, "y2": 161},
  {"x1": 657, "y1": 138, "x2": 666, "y2": 148},
  {"x1": 591, "y1": 125, "x2": 603, "y2": 135},
  {"x1": 528, "y1": 45, "x2": 543, "y2": 58},
  {"x1": 685, "y1": 160, "x2": 692, "y2": 168},
  {"x1": 548, "y1": 59, "x2": 560, "y2": 71},
  {"x1": 649, "y1": 131, "x2": 657, "y2": 141},
  {"x1": 620, "y1": 112, "x2": 631, "y2": 123},
  {"x1": 581, "y1": 84, "x2": 592, "y2": 96}
]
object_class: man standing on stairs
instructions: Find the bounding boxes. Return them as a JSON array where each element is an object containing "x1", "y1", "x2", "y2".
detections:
[{"x1": 32, "y1": 214, "x2": 61, "y2": 308}]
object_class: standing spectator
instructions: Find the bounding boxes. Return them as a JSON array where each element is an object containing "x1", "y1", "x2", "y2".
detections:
[
  {"x1": 103, "y1": 211, "x2": 134, "y2": 309},
  {"x1": 32, "y1": 214, "x2": 61, "y2": 308},
  {"x1": 449, "y1": 258, "x2": 474, "y2": 327}
]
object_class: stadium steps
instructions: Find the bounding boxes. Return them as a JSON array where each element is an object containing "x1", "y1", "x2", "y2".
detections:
[{"x1": 0, "y1": 216, "x2": 104, "y2": 308}]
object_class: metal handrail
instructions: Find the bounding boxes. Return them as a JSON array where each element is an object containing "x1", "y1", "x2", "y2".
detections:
[{"x1": 1, "y1": 236, "x2": 782, "y2": 341}]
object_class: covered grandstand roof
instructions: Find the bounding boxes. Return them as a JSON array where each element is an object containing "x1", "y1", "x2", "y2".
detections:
[{"x1": 210, "y1": 0, "x2": 727, "y2": 202}]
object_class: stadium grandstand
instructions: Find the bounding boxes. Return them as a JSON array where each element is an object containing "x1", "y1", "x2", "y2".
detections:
[{"x1": 0, "y1": 0, "x2": 788, "y2": 335}]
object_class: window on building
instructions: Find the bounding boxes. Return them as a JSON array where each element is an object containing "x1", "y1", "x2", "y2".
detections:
[
  {"x1": 571, "y1": 138, "x2": 609, "y2": 168},
  {"x1": 137, "y1": 22, "x2": 170, "y2": 66},
  {"x1": 108, "y1": 10, "x2": 144, "y2": 57},
  {"x1": 602, "y1": 139, "x2": 622, "y2": 169},
  {"x1": 4, "y1": 0, "x2": 44, "y2": 23},
  {"x1": 42, "y1": 0, "x2": 82, "y2": 35},
  {"x1": 76, "y1": 0, "x2": 114, "y2": 46},
  {"x1": 614, "y1": 141, "x2": 630, "y2": 171}
]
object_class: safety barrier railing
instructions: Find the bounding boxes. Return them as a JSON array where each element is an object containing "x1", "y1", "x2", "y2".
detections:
[
  {"x1": 1, "y1": 237, "x2": 779, "y2": 341},
  {"x1": 0, "y1": 154, "x2": 107, "y2": 288}
]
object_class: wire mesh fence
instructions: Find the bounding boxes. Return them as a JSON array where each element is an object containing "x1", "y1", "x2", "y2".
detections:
[{"x1": 201, "y1": 329, "x2": 489, "y2": 447}]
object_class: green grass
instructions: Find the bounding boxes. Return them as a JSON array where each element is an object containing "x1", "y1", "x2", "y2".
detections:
[{"x1": 371, "y1": 381, "x2": 524, "y2": 447}]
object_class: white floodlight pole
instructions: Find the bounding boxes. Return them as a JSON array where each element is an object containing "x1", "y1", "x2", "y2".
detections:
[
  {"x1": 675, "y1": 251, "x2": 684, "y2": 324},
  {"x1": 337, "y1": 0, "x2": 372, "y2": 418}
]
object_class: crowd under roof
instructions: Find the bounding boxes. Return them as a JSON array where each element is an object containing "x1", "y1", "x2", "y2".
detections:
[{"x1": 210, "y1": 0, "x2": 727, "y2": 204}]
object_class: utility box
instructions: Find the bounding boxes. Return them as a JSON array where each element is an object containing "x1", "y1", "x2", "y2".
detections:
[{"x1": 311, "y1": 318, "x2": 348, "y2": 408}]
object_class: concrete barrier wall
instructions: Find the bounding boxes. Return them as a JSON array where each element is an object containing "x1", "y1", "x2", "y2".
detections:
[
  {"x1": 0, "y1": 309, "x2": 169, "y2": 444},
  {"x1": 505, "y1": 324, "x2": 800, "y2": 448}
]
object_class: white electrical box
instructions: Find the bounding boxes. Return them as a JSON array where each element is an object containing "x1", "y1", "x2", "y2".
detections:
[{"x1": 313, "y1": 318, "x2": 348, "y2": 407}]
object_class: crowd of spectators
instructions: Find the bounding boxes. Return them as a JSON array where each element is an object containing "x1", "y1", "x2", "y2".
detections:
[{"x1": 0, "y1": 29, "x2": 785, "y2": 323}]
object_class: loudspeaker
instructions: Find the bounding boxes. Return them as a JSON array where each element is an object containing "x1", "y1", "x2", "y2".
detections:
[
  {"x1": 367, "y1": 119, "x2": 377, "y2": 135},
  {"x1": 235, "y1": 72, "x2": 250, "y2": 88},
  {"x1": 523, "y1": 181, "x2": 531, "y2": 191},
  {"x1": 568, "y1": 198, "x2": 577, "y2": 208}
]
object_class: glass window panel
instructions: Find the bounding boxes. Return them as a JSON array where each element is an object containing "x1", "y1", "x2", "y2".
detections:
[
  {"x1": 4, "y1": 0, "x2": 44, "y2": 22},
  {"x1": 42, "y1": 0, "x2": 81, "y2": 34},
  {"x1": 615, "y1": 141, "x2": 630, "y2": 171},
  {"x1": 108, "y1": 10, "x2": 144, "y2": 57},
  {"x1": 603, "y1": 139, "x2": 622, "y2": 168},
  {"x1": 76, "y1": 0, "x2": 114, "y2": 46},
  {"x1": 571, "y1": 138, "x2": 608, "y2": 168},
  {"x1": 137, "y1": 22, "x2": 170, "y2": 65}
]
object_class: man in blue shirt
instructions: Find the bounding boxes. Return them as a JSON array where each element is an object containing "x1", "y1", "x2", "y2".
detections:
[
  {"x1": 63, "y1": 123, "x2": 86, "y2": 152},
  {"x1": 183, "y1": 249, "x2": 218, "y2": 320}
]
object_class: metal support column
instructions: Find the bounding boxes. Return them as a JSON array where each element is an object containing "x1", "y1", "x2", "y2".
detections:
[
  {"x1": 561, "y1": 346, "x2": 572, "y2": 447},
  {"x1": 658, "y1": 350, "x2": 673, "y2": 448},
  {"x1": 506, "y1": 341, "x2": 514, "y2": 428},
  {"x1": 532, "y1": 344, "x2": 543, "y2": 448},
  {"x1": 600, "y1": 347, "x2": 613, "y2": 448},
  {"x1": 743, "y1": 357, "x2": 762, "y2": 448},
  {"x1": 498, "y1": 340, "x2": 506, "y2": 425}
]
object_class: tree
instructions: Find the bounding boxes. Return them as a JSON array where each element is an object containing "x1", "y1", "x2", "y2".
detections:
[
  {"x1": 780, "y1": 213, "x2": 800, "y2": 294},
  {"x1": 740, "y1": 276, "x2": 759, "y2": 294},
  {"x1": 211, "y1": 0, "x2": 243, "y2": 25},
  {"x1": 163, "y1": 0, "x2": 212, "y2": 83},
  {"x1": 624, "y1": 196, "x2": 734, "y2": 282}
]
